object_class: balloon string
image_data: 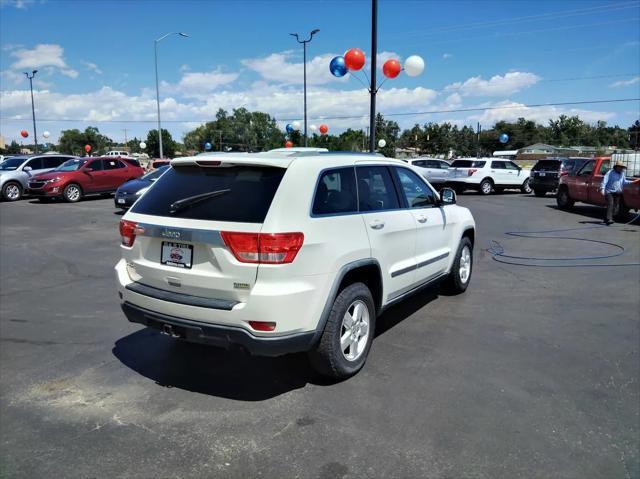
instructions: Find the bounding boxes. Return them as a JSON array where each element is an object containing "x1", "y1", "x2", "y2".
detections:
[
  {"x1": 361, "y1": 69, "x2": 371, "y2": 89},
  {"x1": 348, "y1": 71, "x2": 371, "y2": 91},
  {"x1": 376, "y1": 76, "x2": 391, "y2": 92}
]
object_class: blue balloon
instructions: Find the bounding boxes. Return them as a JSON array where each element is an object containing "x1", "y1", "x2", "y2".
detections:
[
  {"x1": 499, "y1": 133, "x2": 509, "y2": 144},
  {"x1": 329, "y1": 56, "x2": 348, "y2": 77},
  {"x1": 42, "y1": 143, "x2": 48, "y2": 148},
  {"x1": 286, "y1": 124, "x2": 294, "y2": 134},
  {"x1": 204, "y1": 142, "x2": 212, "y2": 150}
]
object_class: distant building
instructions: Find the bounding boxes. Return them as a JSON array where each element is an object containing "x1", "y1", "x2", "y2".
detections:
[
  {"x1": 0, "y1": 135, "x2": 5, "y2": 150},
  {"x1": 492, "y1": 150, "x2": 518, "y2": 160}
]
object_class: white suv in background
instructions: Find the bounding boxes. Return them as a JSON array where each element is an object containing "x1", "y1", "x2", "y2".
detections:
[
  {"x1": 404, "y1": 157, "x2": 450, "y2": 187},
  {"x1": 115, "y1": 152, "x2": 476, "y2": 378},
  {"x1": 447, "y1": 158, "x2": 532, "y2": 195}
]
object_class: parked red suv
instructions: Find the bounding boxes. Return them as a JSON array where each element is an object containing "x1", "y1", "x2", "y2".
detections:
[{"x1": 27, "y1": 157, "x2": 144, "y2": 202}]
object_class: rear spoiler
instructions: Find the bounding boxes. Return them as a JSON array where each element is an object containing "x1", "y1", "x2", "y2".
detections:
[{"x1": 171, "y1": 154, "x2": 293, "y2": 169}]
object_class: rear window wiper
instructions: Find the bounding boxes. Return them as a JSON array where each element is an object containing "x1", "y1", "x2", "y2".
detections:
[{"x1": 169, "y1": 189, "x2": 231, "y2": 214}]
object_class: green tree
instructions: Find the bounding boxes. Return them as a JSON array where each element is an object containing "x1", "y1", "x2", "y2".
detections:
[
  {"x1": 146, "y1": 129, "x2": 176, "y2": 158},
  {"x1": 58, "y1": 127, "x2": 113, "y2": 155}
]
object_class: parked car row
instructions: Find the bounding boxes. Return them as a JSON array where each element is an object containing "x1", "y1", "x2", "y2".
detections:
[{"x1": 0, "y1": 154, "x2": 146, "y2": 203}]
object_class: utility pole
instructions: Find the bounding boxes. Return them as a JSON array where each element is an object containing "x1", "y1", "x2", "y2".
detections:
[
  {"x1": 369, "y1": 0, "x2": 378, "y2": 153},
  {"x1": 122, "y1": 129, "x2": 128, "y2": 147},
  {"x1": 290, "y1": 29, "x2": 320, "y2": 147},
  {"x1": 476, "y1": 122, "x2": 482, "y2": 158},
  {"x1": 24, "y1": 70, "x2": 38, "y2": 154}
]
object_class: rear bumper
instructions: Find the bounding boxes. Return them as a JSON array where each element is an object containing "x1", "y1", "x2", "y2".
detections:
[
  {"x1": 529, "y1": 177, "x2": 559, "y2": 191},
  {"x1": 121, "y1": 301, "x2": 316, "y2": 356}
]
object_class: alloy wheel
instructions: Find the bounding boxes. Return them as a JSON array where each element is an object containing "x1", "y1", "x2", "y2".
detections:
[{"x1": 340, "y1": 300, "x2": 370, "y2": 362}]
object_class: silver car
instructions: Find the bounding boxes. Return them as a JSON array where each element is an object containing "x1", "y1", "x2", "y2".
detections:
[
  {"x1": 0, "y1": 154, "x2": 77, "y2": 201},
  {"x1": 404, "y1": 157, "x2": 451, "y2": 187}
]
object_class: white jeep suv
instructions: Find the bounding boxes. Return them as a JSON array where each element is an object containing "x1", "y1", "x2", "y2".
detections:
[
  {"x1": 115, "y1": 152, "x2": 476, "y2": 378},
  {"x1": 447, "y1": 158, "x2": 532, "y2": 195}
]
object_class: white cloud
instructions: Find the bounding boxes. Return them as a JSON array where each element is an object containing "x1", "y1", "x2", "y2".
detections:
[
  {"x1": 9, "y1": 44, "x2": 78, "y2": 79},
  {"x1": 445, "y1": 72, "x2": 540, "y2": 97},
  {"x1": 469, "y1": 100, "x2": 615, "y2": 125},
  {"x1": 81, "y1": 61, "x2": 102, "y2": 75},
  {"x1": 1, "y1": 69, "x2": 53, "y2": 88},
  {"x1": 160, "y1": 69, "x2": 239, "y2": 98},
  {"x1": 442, "y1": 53, "x2": 453, "y2": 59},
  {"x1": 242, "y1": 51, "x2": 346, "y2": 85},
  {"x1": 0, "y1": 0, "x2": 35, "y2": 8},
  {"x1": 179, "y1": 64, "x2": 190, "y2": 72},
  {"x1": 609, "y1": 76, "x2": 640, "y2": 88}
]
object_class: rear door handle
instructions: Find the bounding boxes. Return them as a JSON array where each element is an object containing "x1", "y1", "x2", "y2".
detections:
[
  {"x1": 416, "y1": 215, "x2": 428, "y2": 223},
  {"x1": 369, "y1": 220, "x2": 385, "y2": 230}
]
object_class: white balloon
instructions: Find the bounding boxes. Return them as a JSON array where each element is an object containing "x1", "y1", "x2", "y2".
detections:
[
  {"x1": 42, "y1": 131, "x2": 50, "y2": 139},
  {"x1": 310, "y1": 124, "x2": 317, "y2": 132},
  {"x1": 139, "y1": 142, "x2": 147, "y2": 149},
  {"x1": 404, "y1": 55, "x2": 425, "y2": 77},
  {"x1": 378, "y1": 139, "x2": 387, "y2": 148},
  {"x1": 292, "y1": 120, "x2": 301, "y2": 131}
]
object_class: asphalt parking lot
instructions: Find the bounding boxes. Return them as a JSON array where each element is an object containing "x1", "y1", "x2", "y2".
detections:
[{"x1": 1, "y1": 193, "x2": 638, "y2": 479}]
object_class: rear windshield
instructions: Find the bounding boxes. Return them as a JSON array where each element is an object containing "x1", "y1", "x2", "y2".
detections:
[
  {"x1": 131, "y1": 165, "x2": 285, "y2": 223},
  {"x1": 451, "y1": 160, "x2": 486, "y2": 168},
  {"x1": 532, "y1": 160, "x2": 561, "y2": 171}
]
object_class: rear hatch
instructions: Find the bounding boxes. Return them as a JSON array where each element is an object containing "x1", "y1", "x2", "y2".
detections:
[
  {"x1": 531, "y1": 159, "x2": 561, "y2": 180},
  {"x1": 121, "y1": 158, "x2": 288, "y2": 303},
  {"x1": 449, "y1": 159, "x2": 487, "y2": 178}
]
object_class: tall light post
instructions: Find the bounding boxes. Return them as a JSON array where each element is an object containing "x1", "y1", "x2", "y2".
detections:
[
  {"x1": 24, "y1": 70, "x2": 38, "y2": 154},
  {"x1": 154, "y1": 32, "x2": 188, "y2": 159},
  {"x1": 369, "y1": 0, "x2": 377, "y2": 153},
  {"x1": 290, "y1": 29, "x2": 320, "y2": 147}
]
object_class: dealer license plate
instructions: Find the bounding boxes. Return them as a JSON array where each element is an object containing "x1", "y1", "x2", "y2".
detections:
[
  {"x1": 161, "y1": 241, "x2": 193, "y2": 269},
  {"x1": 117, "y1": 198, "x2": 126, "y2": 204},
  {"x1": 538, "y1": 172, "x2": 546, "y2": 177}
]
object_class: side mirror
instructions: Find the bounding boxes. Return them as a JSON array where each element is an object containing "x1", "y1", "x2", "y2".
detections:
[
  {"x1": 440, "y1": 187, "x2": 457, "y2": 205},
  {"x1": 23, "y1": 166, "x2": 32, "y2": 172},
  {"x1": 84, "y1": 167, "x2": 93, "y2": 173}
]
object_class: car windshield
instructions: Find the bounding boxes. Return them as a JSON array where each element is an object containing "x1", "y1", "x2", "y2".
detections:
[
  {"x1": 141, "y1": 165, "x2": 168, "y2": 181},
  {"x1": 0, "y1": 157, "x2": 26, "y2": 170},
  {"x1": 55, "y1": 159, "x2": 89, "y2": 172}
]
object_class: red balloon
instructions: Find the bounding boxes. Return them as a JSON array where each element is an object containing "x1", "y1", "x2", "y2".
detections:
[
  {"x1": 285, "y1": 141, "x2": 293, "y2": 148},
  {"x1": 344, "y1": 48, "x2": 365, "y2": 71},
  {"x1": 383, "y1": 59, "x2": 402, "y2": 79},
  {"x1": 319, "y1": 124, "x2": 328, "y2": 135},
  {"x1": 84, "y1": 144, "x2": 92, "y2": 152},
  {"x1": 20, "y1": 130, "x2": 28, "y2": 138}
]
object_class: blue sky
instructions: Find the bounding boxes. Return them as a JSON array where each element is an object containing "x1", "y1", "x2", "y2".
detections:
[{"x1": 1, "y1": 0, "x2": 639, "y2": 146}]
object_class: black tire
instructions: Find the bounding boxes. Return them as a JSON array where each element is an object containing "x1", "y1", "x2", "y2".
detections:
[
  {"x1": 442, "y1": 237, "x2": 473, "y2": 294},
  {"x1": 533, "y1": 189, "x2": 546, "y2": 197},
  {"x1": 479, "y1": 178, "x2": 493, "y2": 195},
  {"x1": 520, "y1": 178, "x2": 532, "y2": 194},
  {"x1": 556, "y1": 187, "x2": 574, "y2": 210},
  {"x1": 63, "y1": 183, "x2": 83, "y2": 203},
  {"x1": 308, "y1": 282, "x2": 376, "y2": 379},
  {"x1": 2, "y1": 181, "x2": 22, "y2": 201}
]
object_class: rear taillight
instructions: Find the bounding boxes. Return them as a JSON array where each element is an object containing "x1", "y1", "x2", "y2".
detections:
[
  {"x1": 560, "y1": 170, "x2": 568, "y2": 176},
  {"x1": 249, "y1": 321, "x2": 276, "y2": 331},
  {"x1": 468, "y1": 168, "x2": 477, "y2": 176},
  {"x1": 221, "y1": 232, "x2": 304, "y2": 264},
  {"x1": 119, "y1": 219, "x2": 142, "y2": 247}
]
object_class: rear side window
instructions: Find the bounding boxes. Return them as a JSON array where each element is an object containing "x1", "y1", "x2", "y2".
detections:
[
  {"x1": 598, "y1": 160, "x2": 610, "y2": 175},
  {"x1": 104, "y1": 160, "x2": 125, "y2": 170},
  {"x1": 356, "y1": 166, "x2": 400, "y2": 212},
  {"x1": 312, "y1": 167, "x2": 357, "y2": 215},
  {"x1": 491, "y1": 161, "x2": 506, "y2": 169},
  {"x1": 43, "y1": 156, "x2": 66, "y2": 168},
  {"x1": 132, "y1": 166, "x2": 285, "y2": 223}
]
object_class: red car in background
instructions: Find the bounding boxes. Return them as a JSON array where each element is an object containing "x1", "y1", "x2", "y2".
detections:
[{"x1": 27, "y1": 157, "x2": 145, "y2": 202}]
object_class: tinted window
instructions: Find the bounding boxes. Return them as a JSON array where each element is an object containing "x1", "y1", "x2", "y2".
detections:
[
  {"x1": 561, "y1": 159, "x2": 576, "y2": 171},
  {"x1": 0, "y1": 157, "x2": 26, "y2": 170},
  {"x1": 395, "y1": 168, "x2": 437, "y2": 208},
  {"x1": 412, "y1": 160, "x2": 427, "y2": 167},
  {"x1": 425, "y1": 160, "x2": 440, "y2": 168},
  {"x1": 25, "y1": 158, "x2": 43, "y2": 170},
  {"x1": 578, "y1": 160, "x2": 595, "y2": 176},
  {"x1": 104, "y1": 159, "x2": 125, "y2": 170},
  {"x1": 533, "y1": 160, "x2": 561, "y2": 171},
  {"x1": 439, "y1": 161, "x2": 450, "y2": 169},
  {"x1": 598, "y1": 160, "x2": 610, "y2": 175},
  {"x1": 356, "y1": 166, "x2": 400, "y2": 212},
  {"x1": 491, "y1": 161, "x2": 506, "y2": 169},
  {"x1": 505, "y1": 162, "x2": 519, "y2": 170},
  {"x1": 43, "y1": 156, "x2": 67, "y2": 169},
  {"x1": 87, "y1": 160, "x2": 103, "y2": 171},
  {"x1": 451, "y1": 160, "x2": 486, "y2": 168},
  {"x1": 312, "y1": 167, "x2": 357, "y2": 215},
  {"x1": 122, "y1": 158, "x2": 141, "y2": 167},
  {"x1": 132, "y1": 166, "x2": 285, "y2": 223}
]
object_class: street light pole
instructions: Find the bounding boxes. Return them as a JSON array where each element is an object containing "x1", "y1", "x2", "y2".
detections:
[
  {"x1": 154, "y1": 32, "x2": 188, "y2": 159},
  {"x1": 290, "y1": 29, "x2": 320, "y2": 147},
  {"x1": 369, "y1": 0, "x2": 378, "y2": 153},
  {"x1": 24, "y1": 70, "x2": 38, "y2": 154}
]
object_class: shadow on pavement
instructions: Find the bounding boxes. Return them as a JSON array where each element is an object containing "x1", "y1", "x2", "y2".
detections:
[
  {"x1": 113, "y1": 286, "x2": 442, "y2": 400},
  {"x1": 546, "y1": 204, "x2": 640, "y2": 225}
]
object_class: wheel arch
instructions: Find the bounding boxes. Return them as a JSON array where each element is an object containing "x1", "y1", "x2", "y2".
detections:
[{"x1": 311, "y1": 259, "x2": 383, "y2": 346}]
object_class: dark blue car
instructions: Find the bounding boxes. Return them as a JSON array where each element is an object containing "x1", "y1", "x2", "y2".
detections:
[{"x1": 114, "y1": 165, "x2": 169, "y2": 209}]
